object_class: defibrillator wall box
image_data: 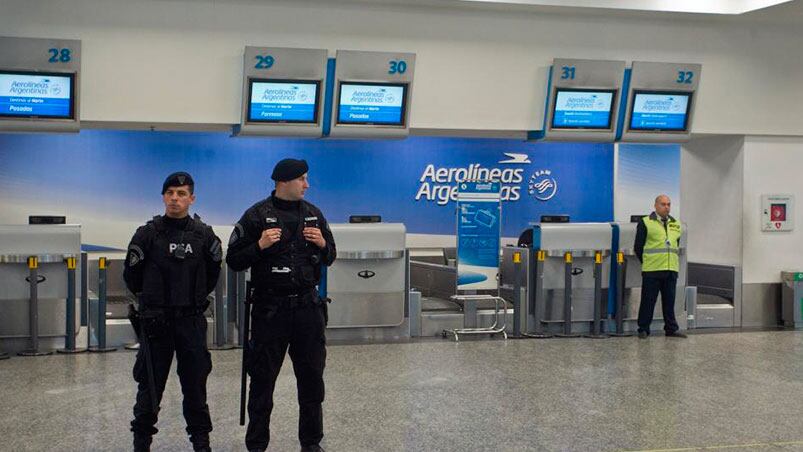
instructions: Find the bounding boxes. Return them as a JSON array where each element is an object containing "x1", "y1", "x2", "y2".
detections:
[{"x1": 761, "y1": 194, "x2": 794, "y2": 232}]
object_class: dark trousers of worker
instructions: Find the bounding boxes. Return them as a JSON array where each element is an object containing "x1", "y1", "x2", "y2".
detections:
[
  {"x1": 131, "y1": 311, "x2": 213, "y2": 442},
  {"x1": 637, "y1": 271, "x2": 679, "y2": 335},
  {"x1": 245, "y1": 300, "x2": 327, "y2": 450}
]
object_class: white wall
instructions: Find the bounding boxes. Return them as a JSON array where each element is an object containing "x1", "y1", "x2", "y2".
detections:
[
  {"x1": 3, "y1": 0, "x2": 803, "y2": 134},
  {"x1": 742, "y1": 136, "x2": 803, "y2": 283},
  {"x1": 681, "y1": 135, "x2": 743, "y2": 266}
]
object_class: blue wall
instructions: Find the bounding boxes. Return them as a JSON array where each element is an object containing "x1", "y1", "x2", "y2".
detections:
[{"x1": 0, "y1": 131, "x2": 614, "y2": 240}]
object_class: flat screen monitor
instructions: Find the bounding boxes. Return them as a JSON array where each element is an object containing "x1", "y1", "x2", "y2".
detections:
[
  {"x1": 0, "y1": 70, "x2": 75, "y2": 119},
  {"x1": 247, "y1": 79, "x2": 320, "y2": 124},
  {"x1": 629, "y1": 90, "x2": 692, "y2": 132},
  {"x1": 551, "y1": 88, "x2": 616, "y2": 129},
  {"x1": 337, "y1": 82, "x2": 407, "y2": 126}
]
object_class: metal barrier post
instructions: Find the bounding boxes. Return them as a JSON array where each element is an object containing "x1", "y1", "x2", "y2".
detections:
[
  {"x1": 610, "y1": 252, "x2": 633, "y2": 337},
  {"x1": 526, "y1": 250, "x2": 553, "y2": 338},
  {"x1": 89, "y1": 257, "x2": 116, "y2": 353},
  {"x1": 585, "y1": 252, "x2": 608, "y2": 339},
  {"x1": 209, "y1": 267, "x2": 234, "y2": 350},
  {"x1": 58, "y1": 257, "x2": 87, "y2": 353},
  {"x1": 555, "y1": 252, "x2": 580, "y2": 338},
  {"x1": 19, "y1": 256, "x2": 52, "y2": 356},
  {"x1": 511, "y1": 250, "x2": 523, "y2": 337},
  {"x1": 80, "y1": 252, "x2": 88, "y2": 327}
]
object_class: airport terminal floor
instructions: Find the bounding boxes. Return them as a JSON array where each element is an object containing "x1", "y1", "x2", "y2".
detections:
[{"x1": 2, "y1": 330, "x2": 803, "y2": 452}]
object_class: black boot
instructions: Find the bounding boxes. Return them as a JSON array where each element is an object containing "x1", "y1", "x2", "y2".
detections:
[
  {"x1": 133, "y1": 434, "x2": 152, "y2": 452},
  {"x1": 190, "y1": 434, "x2": 211, "y2": 451},
  {"x1": 300, "y1": 445, "x2": 324, "y2": 452}
]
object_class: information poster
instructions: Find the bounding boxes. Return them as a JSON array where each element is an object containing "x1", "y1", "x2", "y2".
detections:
[{"x1": 456, "y1": 181, "x2": 501, "y2": 291}]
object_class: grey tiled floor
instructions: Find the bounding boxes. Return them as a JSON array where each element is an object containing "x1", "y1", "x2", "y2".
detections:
[{"x1": 2, "y1": 331, "x2": 803, "y2": 451}]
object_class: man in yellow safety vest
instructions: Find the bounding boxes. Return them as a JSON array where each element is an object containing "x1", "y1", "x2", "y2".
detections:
[{"x1": 634, "y1": 194, "x2": 687, "y2": 339}]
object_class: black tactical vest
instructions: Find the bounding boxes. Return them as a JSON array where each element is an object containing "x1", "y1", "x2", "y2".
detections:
[
  {"x1": 254, "y1": 198, "x2": 322, "y2": 298},
  {"x1": 138, "y1": 215, "x2": 210, "y2": 308}
]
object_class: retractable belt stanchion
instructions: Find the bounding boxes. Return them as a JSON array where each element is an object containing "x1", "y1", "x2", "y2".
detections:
[
  {"x1": 89, "y1": 257, "x2": 117, "y2": 353},
  {"x1": 58, "y1": 256, "x2": 87, "y2": 353},
  {"x1": 80, "y1": 252, "x2": 88, "y2": 327},
  {"x1": 555, "y1": 252, "x2": 580, "y2": 338},
  {"x1": 511, "y1": 251, "x2": 524, "y2": 338},
  {"x1": 585, "y1": 252, "x2": 608, "y2": 339},
  {"x1": 526, "y1": 250, "x2": 552, "y2": 339},
  {"x1": 19, "y1": 256, "x2": 52, "y2": 356},
  {"x1": 209, "y1": 267, "x2": 235, "y2": 350},
  {"x1": 610, "y1": 252, "x2": 633, "y2": 337}
]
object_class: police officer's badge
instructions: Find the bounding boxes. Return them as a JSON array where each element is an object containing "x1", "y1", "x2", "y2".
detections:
[
  {"x1": 229, "y1": 223, "x2": 244, "y2": 246},
  {"x1": 128, "y1": 245, "x2": 144, "y2": 266},
  {"x1": 210, "y1": 238, "x2": 223, "y2": 262}
]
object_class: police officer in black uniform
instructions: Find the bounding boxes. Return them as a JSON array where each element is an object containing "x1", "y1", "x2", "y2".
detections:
[
  {"x1": 227, "y1": 159, "x2": 336, "y2": 452},
  {"x1": 123, "y1": 172, "x2": 222, "y2": 452}
]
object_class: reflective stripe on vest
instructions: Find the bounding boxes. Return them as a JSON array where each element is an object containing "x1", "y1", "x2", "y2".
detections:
[{"x1": 642, "y1": 215, "x2": 682, "y2": 272}]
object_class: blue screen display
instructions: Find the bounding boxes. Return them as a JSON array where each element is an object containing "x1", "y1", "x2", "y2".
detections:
[
  {"x1": 551, "y1": 89, "x2": 615, "y2": 129},
  {"x1": 247, "y1": 80, "x2": 320, "y2": 123},
  {"x1": 629, "y1": 91, "x2": 692, "y2": 131},
  {"x1": 0, "y1": 71, "x2": 74, "y2": 119},
  {"x1": 337, "y1": 82, "x2": 407, "y2": 125}
]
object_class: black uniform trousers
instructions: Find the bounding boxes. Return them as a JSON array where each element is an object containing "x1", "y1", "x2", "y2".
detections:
[
  {"x1": 131, "y1": 310, "x2": 213, "y2": 440},
  {"x1": 245, "y1": 296, "x2": 327, "y2": 450},
  {"x1": 637, "y1": 271, "x2": 680, "y2": 335}
]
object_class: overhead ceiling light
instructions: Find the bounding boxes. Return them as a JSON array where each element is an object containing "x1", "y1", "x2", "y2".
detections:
[{"x1": 455, "y1": 0, "x2": 794, "y2": 15}]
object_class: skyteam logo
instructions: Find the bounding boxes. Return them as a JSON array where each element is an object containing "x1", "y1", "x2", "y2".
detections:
[{"x1": 528, "y1": 170, "x2": 557, "y2": 201}]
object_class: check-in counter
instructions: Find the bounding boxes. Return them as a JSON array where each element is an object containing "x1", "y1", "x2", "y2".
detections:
[
  {"x1": 327, "y1": 223, "x2": 407, "y2": 330},
  {"x1": 532, "y1": 223, "x2": 612, "y2": 335},
  {"x1": 0, "y1": 225, "x2": 81, "y2": 354}
]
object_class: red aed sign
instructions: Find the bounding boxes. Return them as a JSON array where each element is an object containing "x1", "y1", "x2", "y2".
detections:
[{"x1": 771, "y1": 203, "x2": 787, "y2": 222}]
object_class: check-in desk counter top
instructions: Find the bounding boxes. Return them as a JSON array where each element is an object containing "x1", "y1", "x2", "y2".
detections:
[
  {"x1": 327, "y1": 223, "x2": 406, "y2": 328},
  {"x1": 534, "y1": 223, "x2": 612, "y2": 290}
]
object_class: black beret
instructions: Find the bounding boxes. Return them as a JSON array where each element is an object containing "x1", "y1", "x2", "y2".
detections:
[
  {"x1": 271, "y1": 158, "x2": 309, "y2": 182},
  {"x1": 162, "y1": 171, "x2": 194, "y2": 194}
]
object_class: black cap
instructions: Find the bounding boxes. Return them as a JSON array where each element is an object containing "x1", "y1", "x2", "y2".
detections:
[
  {"x1": 162, "y1": 171, "x2": 194, "y2": 194},
  {"x1": 271, "y1": 158, "x2": 309, "y2": 182}
]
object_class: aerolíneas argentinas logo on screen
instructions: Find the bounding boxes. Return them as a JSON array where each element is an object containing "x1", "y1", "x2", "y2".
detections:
[
  {"x1": 8, "y1": 79, "x2": 51, "y2": 96},
  {"x1": 642, "y1": 98, "x2": 675, "y2": 112},
  {"x1": 350, "y1": 88, "x2": 392, "y2": 104},
  {"x1": 415, "y1": 152, "x2": 558, "y2": 205},
  {"x1": 263, "y1": 86, "x2": 308, "y2": 103}
]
